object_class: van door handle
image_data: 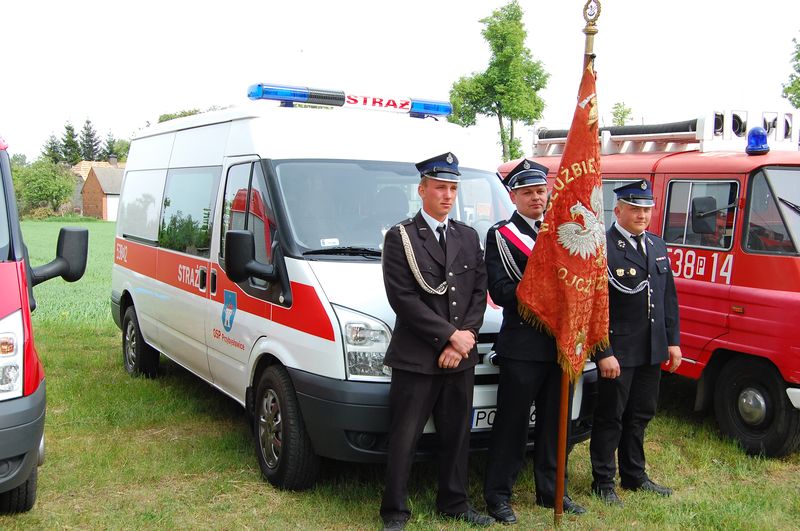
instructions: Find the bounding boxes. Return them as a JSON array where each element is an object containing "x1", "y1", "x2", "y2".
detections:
[
  {"x1": 210, "y1": 269, "x2": 217, "y2": 295},
  {"x1": 199, "y1": 267, "x2": 207, "y2": 292}
]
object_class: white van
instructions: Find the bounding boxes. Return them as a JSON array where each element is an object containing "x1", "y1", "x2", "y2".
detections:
[{"x1": 111, "y1": 84, "x2": 597, "y2": 490}]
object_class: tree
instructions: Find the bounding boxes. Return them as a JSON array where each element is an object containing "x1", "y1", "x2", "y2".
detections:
[
  {"x1": 42, "y1": 134, "x2": 62, "y2": 164},
  {"x1": 101, "y1": 132, "x2": 117, "y2": 160},
  {"x1": 449, "y1": 1, "x2": 549, "y2": 161},
  {"x1": 79, "y1": 119, "x2": 101, "y2": 161},
  {"x1": 15, "y1": 158, "x2": 75, "y2": 212},
  {"x1": 611, "y1": 102, "x2": 633, "y2": 126},
  {"x1": 112, "y1": 138, "x2": 131, "y2": 161},
  {"x1": 10, "y1": 153, "x2": 28, "y2": 168},
  {"x1": 782, "y1": 37, "x2": 800, "y2": 109},
  {"x1": 158, "y1": 109, "x2": 201, "y2": 123},
  {"x1": 61, "y1": 123, "x2": 82, "y2": 165}
]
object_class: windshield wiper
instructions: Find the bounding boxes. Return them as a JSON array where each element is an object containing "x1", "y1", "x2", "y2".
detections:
[
  {"x1": 303, "y1": 246, "x2": 382, "y2": 257},
  {"x1": 778, "y1": 197, "x2": 800, "y2": 217}
]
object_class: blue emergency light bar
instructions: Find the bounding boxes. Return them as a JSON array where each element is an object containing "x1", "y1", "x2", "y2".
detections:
[{"x1": 247, "y1": 83, "x2": 452, "y2": 118}]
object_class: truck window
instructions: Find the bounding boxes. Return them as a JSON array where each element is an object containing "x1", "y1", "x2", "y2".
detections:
[
  {"x1": 159, "y1": 167, "x2": 221, "y2": 257},
  {"x1": 600, "y1": 179, "x2": 634, "y2": 229},
  {"x1": 744, "y1": 168, "x2": 799, "y2": 255},
  {"x1": 271, "y1": 160, "x2": 511, "y2": 253},
  {"x1": 221, "y1": 162, "x2": 277, "y2": 288},
  {"x1": 664, "y1": 180, "x2": 738, "y2": 250},
  {"x1": 117, "y1": 169, "x2": 166, "y2": 244},
  {"x1": 0, "y1": 176, "x2": 9, "y2": 261}
]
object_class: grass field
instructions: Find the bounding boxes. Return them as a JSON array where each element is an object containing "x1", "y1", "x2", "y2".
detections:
[{"x1": 2, "y1": 220, "x2": 799, "y2": 529}]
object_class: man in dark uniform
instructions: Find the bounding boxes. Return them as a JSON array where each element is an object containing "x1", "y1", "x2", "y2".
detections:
[
  {"x1": 379, "y1": 152, "x2": 492, "y2": 530},
  {"x1": 483, "y1": 159, "x2": 586, "y2": 524},
  {"x1": 590, "y1": 179, "x2": 682, "y2": 506}
]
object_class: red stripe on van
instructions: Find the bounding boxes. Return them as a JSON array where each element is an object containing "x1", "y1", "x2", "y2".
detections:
[{"x1": 116, "y1": 239, "x2": 335, "y2": 341}]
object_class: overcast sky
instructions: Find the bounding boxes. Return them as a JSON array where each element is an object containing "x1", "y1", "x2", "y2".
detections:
[{"x1": 2, "y1": 0, "x2": 799, "y2": 161}]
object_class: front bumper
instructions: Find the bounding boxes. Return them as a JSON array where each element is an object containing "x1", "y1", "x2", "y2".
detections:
[
  {"x1": 289, "y1": 364, "x2": 597, "y2": 463},
  {"x1": 0, "y1": 380, "x2": 45, "y2": 494}
]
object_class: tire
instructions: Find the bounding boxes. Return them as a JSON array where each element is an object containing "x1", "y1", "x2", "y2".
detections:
[
  {"x1": 0, "y1": 464, "x2": 37, "y2": 513},
  {"x1": 254, "y1": 365, "x2": 319, "y2": 490},
  {"x1": 714, "y1": 357, "x2": 800, "y2": 457},
  {"x1": 122, "y1": 306, "x2": 159, "y2": 378}
]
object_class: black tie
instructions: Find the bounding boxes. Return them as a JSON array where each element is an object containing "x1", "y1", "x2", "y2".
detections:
[
  {"x1": 634, "y1": 233, "x2": 647, "y2": 259},
  {"x1": 437, "y1": 223, "x2": 447, "y2": 257},
  {"x1": 534, "y1": 220, "x2": 542, "y2": 232}
]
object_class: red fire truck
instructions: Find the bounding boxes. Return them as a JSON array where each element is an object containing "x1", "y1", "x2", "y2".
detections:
[
  {"x1": 499, "y1": 109, "x2": 800, "y2": 457},
  {"x1": 0, "y1": 137, "x2": 88, "y2": 512}
]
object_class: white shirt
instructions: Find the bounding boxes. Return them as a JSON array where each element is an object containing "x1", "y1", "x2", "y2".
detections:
[
  {"x1": 517, "y1": 212, "x2": 543, "y2": 233},
  {"x1": 420, "y1": 208, "x2": 448, "y2": 241}
]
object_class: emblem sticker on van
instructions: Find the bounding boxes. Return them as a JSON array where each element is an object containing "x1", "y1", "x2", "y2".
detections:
[{"x1": 222, "y1": 290, "x2": 237, "y2": 332}]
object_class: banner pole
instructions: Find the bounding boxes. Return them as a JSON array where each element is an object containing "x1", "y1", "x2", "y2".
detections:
[{"x1": 554, "y1": 2, "x2": 600, "y2": 526}]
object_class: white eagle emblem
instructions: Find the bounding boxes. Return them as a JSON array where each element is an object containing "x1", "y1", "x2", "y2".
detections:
[{"x1": 557, "y1": 186, "x2": 606, "y2": 259}]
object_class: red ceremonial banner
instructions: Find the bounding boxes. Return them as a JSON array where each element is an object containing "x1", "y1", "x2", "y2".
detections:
[{"x1": 516, "y1": 61, "x2": 609, "y2": 382}]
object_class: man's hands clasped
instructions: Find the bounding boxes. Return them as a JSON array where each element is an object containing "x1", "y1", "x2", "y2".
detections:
[{"x1": 438, "y1": 329, "x2": 476, "y2": 369}]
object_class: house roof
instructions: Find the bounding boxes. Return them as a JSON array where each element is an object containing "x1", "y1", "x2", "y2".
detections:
[
  {"x1": 88, "y1": 166, "x2": 124, "y2": 195},
  {"x1": 71, "y1": 160, "x2": 126, "y2": 180}
]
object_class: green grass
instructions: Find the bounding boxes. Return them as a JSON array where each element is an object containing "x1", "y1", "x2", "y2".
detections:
[{"x1": 2, "y1": 221, "x2": 799, "y2": 529}]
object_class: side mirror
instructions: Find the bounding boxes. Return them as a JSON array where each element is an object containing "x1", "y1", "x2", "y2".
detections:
[
  {"x1": 225, "y1": 230, "x2": 278, "y2": 283},
  {"x1": 691, "y1": 196, "x2": 718, "y2": 235},
  {"x1": 31, "y1": 227, "x2": 88, "y2": 286}
]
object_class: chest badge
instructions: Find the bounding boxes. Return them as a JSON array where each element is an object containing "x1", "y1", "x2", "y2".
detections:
[
  {"x1": 616, "y1": 268, "x2": 625, "y2": 277},
  {"x1": 628, "y1": 267, "x2": 637, "y2": 277}
]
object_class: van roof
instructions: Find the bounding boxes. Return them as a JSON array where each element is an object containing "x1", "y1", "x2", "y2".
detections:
[{"x1": 132, "y1": 102, "x2": 501, "y2": 172}]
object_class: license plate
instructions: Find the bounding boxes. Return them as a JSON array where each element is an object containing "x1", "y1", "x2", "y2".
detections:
[{"x1": 471, "y1": 404, "x2": 536, "y2": 431}]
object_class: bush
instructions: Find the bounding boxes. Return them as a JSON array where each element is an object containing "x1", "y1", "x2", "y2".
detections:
[{"x1": 27, "y1": 206, "x2": 56, "y2": 220}]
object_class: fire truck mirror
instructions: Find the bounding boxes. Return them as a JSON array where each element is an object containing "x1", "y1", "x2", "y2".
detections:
[{"x1": 691, "y1": 196, "x2": 718, "y2": 234}]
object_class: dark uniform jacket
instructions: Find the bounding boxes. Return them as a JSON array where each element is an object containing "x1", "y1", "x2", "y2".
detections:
[
  {"x1": 596, "y1": 224, "x2": 680, "y2": 367},
  {"x1": 382, "y1": 211, "x2": 487, "y2": 374},
  {"x1": 485, "y1": 211, "x2": 557, "y2": 362}
]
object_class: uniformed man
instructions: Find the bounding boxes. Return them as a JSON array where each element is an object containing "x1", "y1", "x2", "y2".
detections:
[
  {"x1": 590, "y1": 179, "x2": 682, "y2": 506},
  {"x1": 482, "y1": 159, "x2": 586, "y2": 524},
  {"x1": 379, "y1": 152, "x2": 492, "y2": 530}
]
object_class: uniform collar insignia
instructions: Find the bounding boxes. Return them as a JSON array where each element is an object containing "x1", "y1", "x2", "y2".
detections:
[{"x1": 617, "y1": 239, "x2": 626, "y2": 249}]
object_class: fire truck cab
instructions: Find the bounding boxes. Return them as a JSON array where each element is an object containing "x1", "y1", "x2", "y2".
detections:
[
  {"x1": 507, "y1": 109, "x2": 800, "y2": 457},
  {"x1": 0, "y1": 137, "x2": 88, "y2": 512}
]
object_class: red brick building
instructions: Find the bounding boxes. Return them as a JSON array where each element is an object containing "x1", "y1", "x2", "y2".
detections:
[{"x1": 81, "y1": 166, "x2": 123, "y2": 220}]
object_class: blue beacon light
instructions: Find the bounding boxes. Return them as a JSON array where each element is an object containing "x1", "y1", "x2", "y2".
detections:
[
  {"x1": 248, "y1": 83, "x2": 451, "y2": 118},
  {"x1": 746, "y1": 126, "x2": 770, "y2": 156}
]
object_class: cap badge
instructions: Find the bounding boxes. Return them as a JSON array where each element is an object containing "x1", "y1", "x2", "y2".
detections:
[
  {"x1": 641, "y1": 182, "x2": 647, "y2": 190},
  {"x1": 446, "y1": 153, "x2": 454, "y2": 164},
  {"x1": 523, "y1": 160, "x2": 530, "y2": 170}
]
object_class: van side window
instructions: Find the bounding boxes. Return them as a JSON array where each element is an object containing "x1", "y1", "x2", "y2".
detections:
[
  {"x1": 221, "y1": 162, "x2": 277, "y2": 288},
  {"x1": 745, "y1": 170, "x2": 799, "y2": 254},
  {"x1": 118, "y1": 169, "x2": 166, "y2": 244},
  {"x1": 159, "y1": 167, "x2": 220, "y2": 257},
  {"x1": 600, "y1": 179, "x2": 634, "y2": 229},
  {"x1": 664, "y1": 180, "x2": 738, "y2": 250}
]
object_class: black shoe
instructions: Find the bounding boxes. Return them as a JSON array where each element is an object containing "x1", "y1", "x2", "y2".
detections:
[
  {"x1": 623, "y1": 478, "x2": 672, "y2": 497},
  {"x1": 536, "y1": 495, "x2": 587, "y2": 515},
  {"x1": 382, "y1": 518, "x2": 407, "y2": 531},
  {"x1": 487, "y1": 501, "x2": 517, "y2": 524},
  {"x1": 440, "y1": 507, "x2": 494, "y2": 527},
  {"x1": 593, "y1": 486, "x2": 624, "y2": 506}
]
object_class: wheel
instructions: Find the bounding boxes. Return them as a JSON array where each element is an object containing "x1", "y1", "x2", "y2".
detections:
[
  {"x1": 0, "y1": 463, "x2": 37, "y2": 513},
  {"x1": 714, "y1": 357, "x2": 800, "y2": 457},
  {"x1": 122, "y1": 306, "x2": 159, "y2": 377},
  {"x1": 254, "y1": 365, "x2": 319, "y2": 490}
]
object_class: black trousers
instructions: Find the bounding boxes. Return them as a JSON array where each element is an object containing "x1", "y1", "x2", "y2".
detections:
[
  {"x1": 590, "y1": 362, "x2": 661, "y2": 489},
  {"x1": 484, "y1": 358, "x2": 571, "y2": 506},
  {"x1": 380, "y1": 368, "x2": 474, "y2": 520}
]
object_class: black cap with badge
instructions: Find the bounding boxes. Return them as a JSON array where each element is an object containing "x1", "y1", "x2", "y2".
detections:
[
  {"x1": 613, "y1": 179, "x2": 655, "y2": 207},
  {"x1": 415, "y1": 152, "x2": 460, "y2": 182},
  {"x1": 500, "y1": 158, "x2": 549, "y2": 190}
]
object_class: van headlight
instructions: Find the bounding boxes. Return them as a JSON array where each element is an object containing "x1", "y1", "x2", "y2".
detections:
[
  {"x1": 332, "y1": 305, "x2": 392, "y2": 381},
  {"x1": 0, "y1": 310, "x2": 24, "y2": 400}
]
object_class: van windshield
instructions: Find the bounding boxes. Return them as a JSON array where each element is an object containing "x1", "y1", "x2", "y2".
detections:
[
  {"x1": 0, "y1": 175, "x2": 10, "y2": 261},
  {"x1": 745, "y1": 167, "x2": 800, "y2": 254},
  {"x1": 271, "y1": 160, "x2": 513, "y2": 255}
]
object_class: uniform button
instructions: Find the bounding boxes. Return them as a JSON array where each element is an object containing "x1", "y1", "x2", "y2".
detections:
[
  {"x1": 452, "y1": 301, "x2": 457, "y2": 306},
  {"x1": 648, "y1": 274, "x2": 652, "y2": 278},
  {"x1": 463, "y1": 264, "x2": 468, "y2": 269},
  {"x1": 650, "y1": 289, "x2": 654, "y2": 293},
  {"x1": 454, "y1": 316, "x2": 459, "y2": 320},
  {"x1": 449, "y1": 272, "x2": 454, "y2": 277},
  {"x1": 451, "y1": 286, "x2": 456, "y2": 291},
  {"x1": 650, "y1": 318, "x2": 655, "y2": 323},
  {"x1": 651, "y1": 304, "x2": 655, "y2": 308},
  {"x1": 434, "y1": 337, "x2": 439, "y2": 342},
  {"x1": 610, "y1": 329, "x2": 614, "y2": 334}
]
